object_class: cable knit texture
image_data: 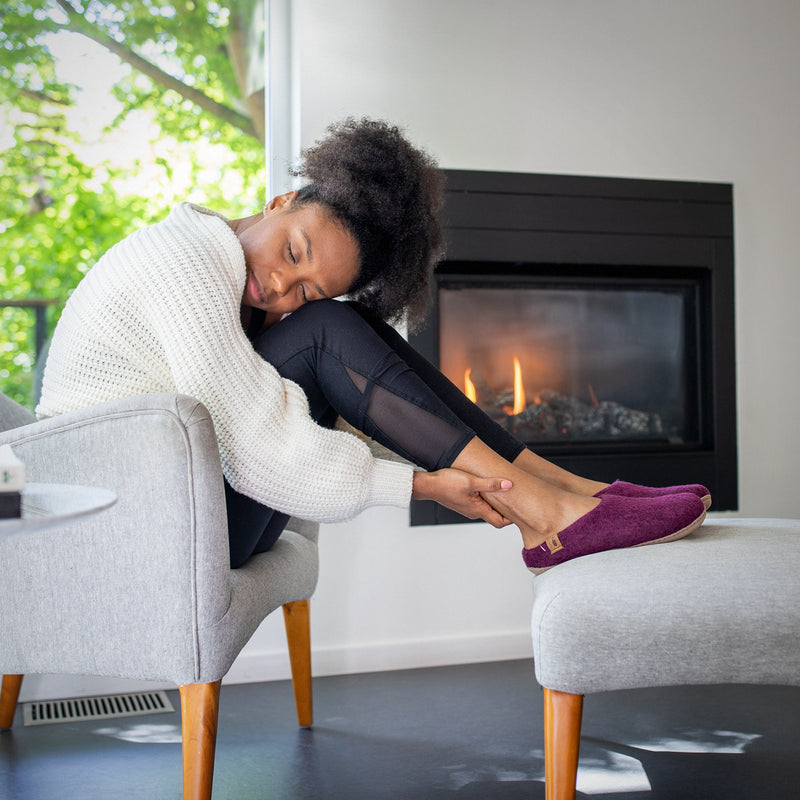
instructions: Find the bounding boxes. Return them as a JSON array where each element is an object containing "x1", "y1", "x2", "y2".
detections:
[{"x1": 37, "y1": 202, "x2": 414, "y2": 521}]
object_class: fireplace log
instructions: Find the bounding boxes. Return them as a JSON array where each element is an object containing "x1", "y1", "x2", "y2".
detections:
[{"x1": 483, "y1": 387, "x2": 663, "y2": 441}]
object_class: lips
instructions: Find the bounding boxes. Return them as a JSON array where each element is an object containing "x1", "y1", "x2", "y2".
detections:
[{"x1": 248, "y1": 271, "x2": 266, "y2": 304}]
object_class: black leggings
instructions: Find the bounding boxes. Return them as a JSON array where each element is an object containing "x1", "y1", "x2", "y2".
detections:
[{"x1": 226, "y1": 299, "x2": 525, "y2": 567}]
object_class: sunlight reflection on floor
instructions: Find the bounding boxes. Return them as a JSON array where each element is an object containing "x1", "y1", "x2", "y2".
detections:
[
  {"x1": 574, "y1": 728, "x2": 762, "y2": 794},
  {"x1": 93, "y1": 723, "x2": 182, "y2": 744},
  {"x1": 576, "y1": 752, "x2": 652, "y2": 794},
  {"x1": 625, "y1": 729, "x2": 761, "y2": 753}
]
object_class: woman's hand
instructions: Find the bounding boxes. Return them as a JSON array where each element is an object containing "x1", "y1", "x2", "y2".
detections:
[{"x1": 412, "y1": 468, "x2": 513, "y2": 528}]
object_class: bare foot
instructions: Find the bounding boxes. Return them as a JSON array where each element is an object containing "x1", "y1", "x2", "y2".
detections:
[{"x1": 492, "y1": 486, "x2": 601, "y2": 550}]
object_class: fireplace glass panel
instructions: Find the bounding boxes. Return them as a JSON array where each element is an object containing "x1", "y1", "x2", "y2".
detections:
[{"x1": 439, "y1": 280, "x2": 700, "y2": 448}]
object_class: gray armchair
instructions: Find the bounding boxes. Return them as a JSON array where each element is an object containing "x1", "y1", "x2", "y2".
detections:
[{"x1": 0, "y1": 391, "x2": 319, "y2": 799}]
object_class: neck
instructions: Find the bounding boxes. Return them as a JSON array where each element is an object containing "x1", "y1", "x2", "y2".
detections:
[{"x1": 227, "y1": 211, "x2": 262, "y2": 235}]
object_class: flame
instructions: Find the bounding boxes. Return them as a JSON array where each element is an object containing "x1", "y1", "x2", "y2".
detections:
[
  {"x1": 511, "y1": 357, "x2": 526, "y2": 414},
  {"x1": 464, "y1": 368, "x2": 477, "y2": 403},
  {"x1": 502, "y1": 357, "x2": 527, "y2": 416}
]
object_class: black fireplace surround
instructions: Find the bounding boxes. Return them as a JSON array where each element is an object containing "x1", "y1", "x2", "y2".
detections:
[{"x1": 409, "y1": 169, "x2": 737, "y2": 525}]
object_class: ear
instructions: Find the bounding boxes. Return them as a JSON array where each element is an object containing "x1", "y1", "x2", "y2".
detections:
[{"x1": 264, "y1": 190, "x2": 298, "y2": 213}]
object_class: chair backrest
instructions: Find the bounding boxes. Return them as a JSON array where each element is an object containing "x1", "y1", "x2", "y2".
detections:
[{"x1": 0, "y1": 392, "x2": 36, "y2": 432}]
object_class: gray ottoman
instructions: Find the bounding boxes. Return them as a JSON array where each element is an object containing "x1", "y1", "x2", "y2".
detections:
[{"x1": 530, "y1": 518, "x2": 800, "y2": 800}]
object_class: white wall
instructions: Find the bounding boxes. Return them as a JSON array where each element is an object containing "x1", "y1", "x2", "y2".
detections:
[{"x1": 22, "y1": 0, "x2": 800, "y2": 701}]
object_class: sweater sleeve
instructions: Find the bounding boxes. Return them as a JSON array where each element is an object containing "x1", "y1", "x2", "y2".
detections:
[{"x1": 100, "y1": 204, "x2": 414, "y2": 522}]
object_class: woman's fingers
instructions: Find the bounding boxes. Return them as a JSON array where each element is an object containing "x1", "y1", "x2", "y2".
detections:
[
  {"x1": 469, "y1": 478, "x2": 513, "y2": 527},
  {"x1": 476, "y1": 501, "x2": 514, "y2": 528},
  {"x1": 475, "y1": 478, "x2": 513, "y2": 526},
  {"x1": 480, "y1": 478, "x2": 513, "y2": 493}
]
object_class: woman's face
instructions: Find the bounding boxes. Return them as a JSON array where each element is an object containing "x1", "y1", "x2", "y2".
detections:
[{"x1": 237, "y1": 194, "x2": 360, "y2": 317}]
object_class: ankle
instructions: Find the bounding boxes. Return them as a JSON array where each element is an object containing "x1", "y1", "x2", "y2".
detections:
[
  {"x1": 519, "y1": 525, "x2": 547, "y2": 550},
  {"x1": 518, "y1": 494, "x2": 601, "y2": 550}
]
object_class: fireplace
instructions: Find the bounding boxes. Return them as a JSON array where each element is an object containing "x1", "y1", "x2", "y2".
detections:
[{"x1": 409, "y1": 170, "x2": 737, "y2": 525}]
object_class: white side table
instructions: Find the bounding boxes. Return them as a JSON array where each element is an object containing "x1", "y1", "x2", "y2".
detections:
[{"x1": 0, "y1": 483, "x2": 116, "y2": 537}]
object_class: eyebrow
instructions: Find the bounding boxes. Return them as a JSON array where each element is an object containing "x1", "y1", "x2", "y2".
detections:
[
  {"x1": 300, "y1": 228, "x2": 330, "y2": 299},
  {"x1": 301, "y1": 230, "x2": 313, "y2": 262}
]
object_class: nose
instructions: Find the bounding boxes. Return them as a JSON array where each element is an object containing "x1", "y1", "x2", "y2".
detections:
[{"x1": 270, "y1": 269, "x2": 287, "y2": 296}]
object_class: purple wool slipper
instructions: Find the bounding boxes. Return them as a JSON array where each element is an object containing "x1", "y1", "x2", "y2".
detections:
[
  {"x1": 595, "y1": 479, "x2": 712, "y2": 511},
  {"x1": 522, "y1": 493, "x2": 706, "y2": 574}
]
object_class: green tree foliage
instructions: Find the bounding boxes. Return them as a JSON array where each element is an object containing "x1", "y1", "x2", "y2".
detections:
[{"x1": 1, "y1": 0, "x2": 267, "y2": 407}]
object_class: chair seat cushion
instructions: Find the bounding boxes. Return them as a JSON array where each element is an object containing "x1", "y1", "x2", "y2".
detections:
[{"x1": 531, "y1": 518, "x2": 800, "y2": 694}]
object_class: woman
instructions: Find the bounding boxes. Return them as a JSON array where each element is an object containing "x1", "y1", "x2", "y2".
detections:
[{"x1": 37, "y1": 118, "x2": 708, "y2": 572}]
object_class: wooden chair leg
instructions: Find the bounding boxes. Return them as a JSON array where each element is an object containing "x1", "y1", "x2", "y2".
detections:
[
  {"x1": 0, "y1": 674, "x2": 24, "y2": 730},
  {"x1": 282, "y1": 599, "x2": 313, "y2": 727},
  {"x1": 543, "y1": 687, "x2": 583, "y2": 800},
  {"x1": 179, "y1": 680, "x2": 221, "y2": 800}
]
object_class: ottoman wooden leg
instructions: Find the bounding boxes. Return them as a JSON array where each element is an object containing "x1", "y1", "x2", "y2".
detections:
[{"x1": 544, "y1": 688, "x2": 583, "y2": 800}]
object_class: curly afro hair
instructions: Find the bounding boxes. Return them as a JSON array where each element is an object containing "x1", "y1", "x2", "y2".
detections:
[{"x1": 290, "y1": 118, "x2": 444, "y2": 329}]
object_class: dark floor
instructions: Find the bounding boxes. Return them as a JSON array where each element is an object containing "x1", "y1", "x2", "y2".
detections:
[{"x1": 1, "y1": 659, "x2": 799, "y2": 799}]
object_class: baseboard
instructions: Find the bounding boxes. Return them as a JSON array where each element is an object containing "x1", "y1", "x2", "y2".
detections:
[
  {"x1": 227, "y1": 628, "x2": 534, "y2": 685},
  {"x1": 16, "y1": 630, "x2": 533, "y2": 702}
]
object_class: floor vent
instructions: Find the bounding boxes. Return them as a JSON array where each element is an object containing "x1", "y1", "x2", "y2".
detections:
[{"x1": 23, "y1": 690, "x2": 175, "y2": 726}]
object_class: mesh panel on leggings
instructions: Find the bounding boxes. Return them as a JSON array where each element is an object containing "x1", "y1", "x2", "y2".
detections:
[{"x1": 346, "y1": 367, "x2": 470, "y2": 470}]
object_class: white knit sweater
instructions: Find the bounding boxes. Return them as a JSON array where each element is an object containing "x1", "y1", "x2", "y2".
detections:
[{"x1": 37, "y1": 202, "x2": 414, "y2": 521}]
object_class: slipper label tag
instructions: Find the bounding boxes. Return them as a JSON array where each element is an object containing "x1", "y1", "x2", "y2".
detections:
[{"x1": 546, "y1": 533, "x2": 564, "y2": 553}]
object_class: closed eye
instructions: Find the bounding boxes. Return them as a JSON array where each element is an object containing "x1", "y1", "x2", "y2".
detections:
[{"x1": 287, "y1": 242, "x2": 297, "y2": 264}]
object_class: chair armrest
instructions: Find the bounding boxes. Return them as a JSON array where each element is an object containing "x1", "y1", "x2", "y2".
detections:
[{"x1": 2, "y1": 394, "x2": 318, "y2": 547}]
